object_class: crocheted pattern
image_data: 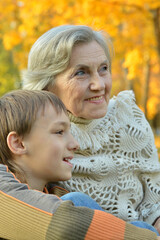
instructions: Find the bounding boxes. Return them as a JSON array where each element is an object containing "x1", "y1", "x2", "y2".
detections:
[{"x1": 59, "y1": 90, "x2": 160, "y2": 224}]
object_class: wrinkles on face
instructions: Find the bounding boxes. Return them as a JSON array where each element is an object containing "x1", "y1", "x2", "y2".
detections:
[{"x1": 51, "y1": 41, "x2": 112, "y2": 119}]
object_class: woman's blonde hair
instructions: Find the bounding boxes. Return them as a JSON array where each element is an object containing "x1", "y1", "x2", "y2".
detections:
[
  {"x1": 0, "y1": 90, "x2": 67, "y2": 177},
  {"x1": 23, "y1": 25, "x2": 113, "y2": 91}
]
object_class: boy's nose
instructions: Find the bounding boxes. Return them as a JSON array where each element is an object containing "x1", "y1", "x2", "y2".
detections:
[{"x1": 68, "y1": 134, "x2": 79, "y2": 151}]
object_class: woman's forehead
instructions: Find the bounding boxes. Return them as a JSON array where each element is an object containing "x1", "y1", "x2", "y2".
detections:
[{"x1": 69, "y1": 41, "x2": 108, "y2": 67}]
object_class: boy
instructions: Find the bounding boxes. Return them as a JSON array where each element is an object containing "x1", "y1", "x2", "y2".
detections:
[
  {"x1": 0, "y1": 90, "x2": 159, "y2": 240},
  {"x1": 0, "y1": 89, "x2": 79, "y2": 190}
]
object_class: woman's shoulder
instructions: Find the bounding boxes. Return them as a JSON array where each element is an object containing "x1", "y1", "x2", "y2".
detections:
[
  {"x1": 108, "y1": 90, "x2": 135, "y2": 110},
  {"x1": 105, "y1": 90, "x2": 153, "y2": 139},
  {"x1": 107, "y1": 90, "x2": 142, "y2": 121},
  {"x1": 114, "y1": 90, "x2": 135, "y2": 99}
]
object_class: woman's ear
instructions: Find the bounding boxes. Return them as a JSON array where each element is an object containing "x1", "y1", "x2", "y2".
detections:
[{"x1": 7, "y1": 131, "x2": 27, "y2": 155}]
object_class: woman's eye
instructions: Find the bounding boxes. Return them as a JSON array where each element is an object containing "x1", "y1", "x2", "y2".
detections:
[
  {"x1": 75, "y1": 70, "x2": 85, "y2": 76},
  {"x1": 100, "y1": 65, "x2": 108, "y2": 72}
]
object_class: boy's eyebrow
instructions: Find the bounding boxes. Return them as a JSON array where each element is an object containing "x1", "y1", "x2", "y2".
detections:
[{"x1": 52, "y1": 121, "x2": 71, "y2": 128}]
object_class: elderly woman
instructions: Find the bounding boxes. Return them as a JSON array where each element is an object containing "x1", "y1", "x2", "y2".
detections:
[
  {"x1": 0, "y1": 25, "x2": 160, "y2": 239},
  {"x1": 22, "y1": 24, "x2": 160, "y2": 229}
]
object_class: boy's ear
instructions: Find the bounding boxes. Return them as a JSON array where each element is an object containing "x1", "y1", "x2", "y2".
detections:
[{"x1": 7, "y1": 131, "x2": 27, "y2": 155}]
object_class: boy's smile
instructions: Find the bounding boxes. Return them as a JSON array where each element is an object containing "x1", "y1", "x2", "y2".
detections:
[{"x1": 16, "y1": 103, "x2": 79, "y2": 191}]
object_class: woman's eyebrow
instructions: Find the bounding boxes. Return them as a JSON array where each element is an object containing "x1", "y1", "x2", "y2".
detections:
[
  {"x1": 74, "y1": 64, "x2": 89, "y2": 69},
  {"x1": 100, "y1": 60, "x2": 109, "y2": 65},
  {"x1": 74, "y1": 60, "x2": 109, "y2": 69}
]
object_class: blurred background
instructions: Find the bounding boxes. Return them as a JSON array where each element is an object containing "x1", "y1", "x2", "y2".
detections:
[{"x1": 0, "y1": 0, "x2": 159, "y2": 156}]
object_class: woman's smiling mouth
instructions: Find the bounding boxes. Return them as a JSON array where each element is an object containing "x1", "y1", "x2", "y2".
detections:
[{"x1": 85, "y1": 95, "x2": 105, "y2": 103}]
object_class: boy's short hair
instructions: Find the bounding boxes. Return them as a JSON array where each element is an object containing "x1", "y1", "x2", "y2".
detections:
[{"x1": 0, "y1": 90, "x2": 67, "y2": 173}]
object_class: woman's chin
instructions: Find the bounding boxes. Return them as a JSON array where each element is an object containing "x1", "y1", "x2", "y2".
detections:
[
  {"x1": 82, "y1": 104, "x2": 108, "y2": 120},
  {"x1": 90, "y1": 113, "x2": 106, "y2": 120},
  {"x1": 81, "y1": 110, "x2": 107, "y2": 120},
  {"x1": 71, "y1": 106, "x2": 108, "y2": 120}
]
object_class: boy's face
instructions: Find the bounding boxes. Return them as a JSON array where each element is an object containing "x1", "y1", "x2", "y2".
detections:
[{"x1": 20, "y1": 103, "x2": 78, "y2": 187}]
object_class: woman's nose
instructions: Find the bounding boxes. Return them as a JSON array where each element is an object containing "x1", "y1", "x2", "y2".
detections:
[{"x1": 90, "y1": 73, "x2": 105, "y2": 91}]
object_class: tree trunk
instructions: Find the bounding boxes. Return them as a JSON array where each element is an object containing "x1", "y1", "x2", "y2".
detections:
[
  {"x1": 143, "y1": 60, "x2": 151, "y2": 119},
  {"x1": 152, "y1": 8, "x2": 160, "y2": 58}
]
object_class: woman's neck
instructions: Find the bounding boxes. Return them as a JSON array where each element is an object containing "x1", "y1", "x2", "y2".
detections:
[{"x1": 68, "y1": 112, "x2": 93, "y2": 124}]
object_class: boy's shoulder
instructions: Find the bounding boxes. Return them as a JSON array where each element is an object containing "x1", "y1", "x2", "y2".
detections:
[
  {"x1": 47, "y1": 183, "x2": 69, "y2": 197},
  {"x1": 0, "y1": 164, "x2": 61, "y2": 214}
]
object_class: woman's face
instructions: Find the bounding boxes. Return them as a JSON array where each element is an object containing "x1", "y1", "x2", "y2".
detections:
[{"x1": 51, "y1": 41, "x2": 112, "y2": 120}]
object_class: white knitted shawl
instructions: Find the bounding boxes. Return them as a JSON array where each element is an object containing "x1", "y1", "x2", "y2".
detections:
[{"x1": 59, "y1": 90, "x2": 160, "y2": 224}]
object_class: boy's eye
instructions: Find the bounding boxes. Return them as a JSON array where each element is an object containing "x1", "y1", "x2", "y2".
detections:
[{"x1": 55, "y1": 130, "x2": 64, "y2": 135}]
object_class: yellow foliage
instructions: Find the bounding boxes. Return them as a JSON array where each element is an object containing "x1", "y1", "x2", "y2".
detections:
[
  {"x1": 3, "y1": 31, "x2": 21, "y2": 50},
  {"x1": 122, "y1": 49, "x2": 143, "y2": 80},
  {"x1": 147, "y1": 96, "x2": 160, "y2": 119},
  {"x1": 155, "y1": 136, "x2": 160, "y2": 160},
  {"x1": 155, "y1": 136, "x2": 160, "y2": 149},
  {"x1": 0, "y1": 0, "x2": 159, "y2": 120}
]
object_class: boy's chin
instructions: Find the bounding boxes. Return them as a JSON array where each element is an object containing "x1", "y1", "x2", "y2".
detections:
[{"x1": 60, "y1": 174, "x2": 72, "y2": 182}]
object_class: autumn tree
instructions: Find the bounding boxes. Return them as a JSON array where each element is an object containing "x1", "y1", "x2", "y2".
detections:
[{"x1": 0, "y1": 0, "x2": 159, "y2": 122}]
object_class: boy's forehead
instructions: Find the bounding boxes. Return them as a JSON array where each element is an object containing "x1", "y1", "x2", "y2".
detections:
[
  {"x1": 36, "y1": 102, "x2": 69, "y2": 126},
  {"x1": 39, "y1": 102, "x2": 56, "y2": 115}
]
